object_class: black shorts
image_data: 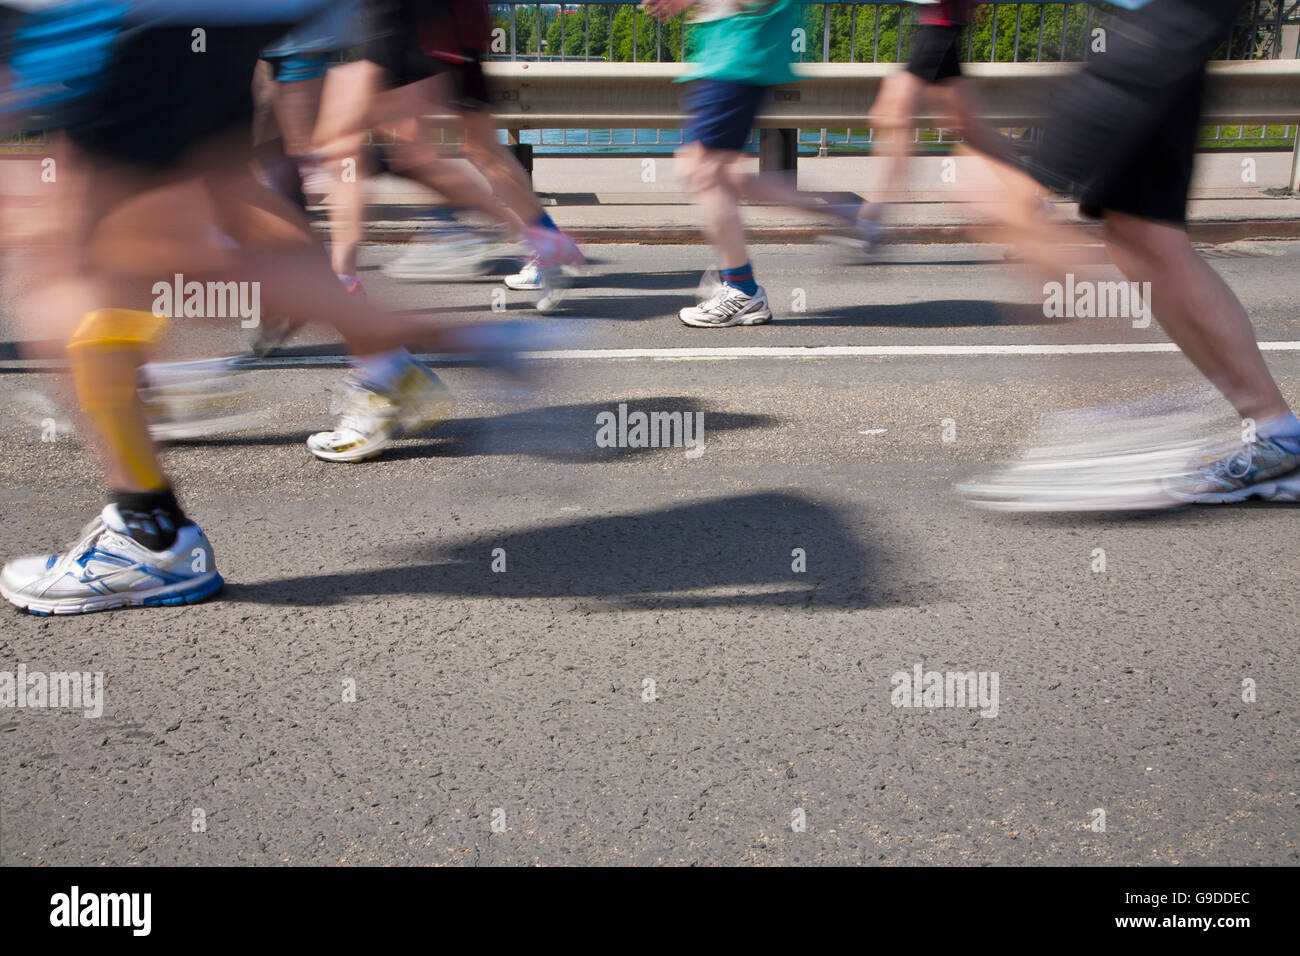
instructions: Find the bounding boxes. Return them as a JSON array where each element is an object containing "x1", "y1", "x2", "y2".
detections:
[
  {"x1": 1027, "y1": 0, "x2": 1241, "y2": 225},
  {"x1": 906, "y1": 24, "x2": 963, "y2": 84},
  {"x1": 363, "y1": 0, "x2": 491, "y2": 110},
  {"x1": 445, "y1": 57, "x2": 491, "y2": 113},
  {"x1": 363, "y1": 0, "x2": 438, "y2": 86},
  {"x1": 65, "y1": 25, "x2": 287, "y2": 170}
]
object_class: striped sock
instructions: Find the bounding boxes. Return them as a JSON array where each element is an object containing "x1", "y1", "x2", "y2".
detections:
[{"x1": 721, "y1": 263, "x2": 757, "y2": 296}]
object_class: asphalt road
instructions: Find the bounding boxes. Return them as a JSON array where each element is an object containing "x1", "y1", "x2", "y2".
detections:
[{"x1": 0, "y1": 241, "x2": 1297, "y2": 865}]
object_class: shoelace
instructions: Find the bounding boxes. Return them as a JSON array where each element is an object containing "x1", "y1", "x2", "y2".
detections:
[
  {"x1": 46, "y1": 517, "x2": 119, "y2": 578},
  {"x1": 1204, "y1": 441, "x2": 1257, "y2": 481},
  {"x1": 698, "y1": 286, "x2": 734, "y2": 312}
]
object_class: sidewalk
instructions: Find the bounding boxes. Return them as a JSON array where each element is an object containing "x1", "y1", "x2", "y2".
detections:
[{"x1": 323, "y1": 152, "x2": 1300, "y2": 244}]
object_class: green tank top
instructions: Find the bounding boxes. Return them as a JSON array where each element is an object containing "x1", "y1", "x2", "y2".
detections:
[{"x1": 682, "y1": 0, "x2": 799, "y2": 87}]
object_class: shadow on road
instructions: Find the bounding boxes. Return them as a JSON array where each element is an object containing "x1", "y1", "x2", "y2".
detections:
[
  {"x1": 779, "y1": 300, "x2": 1063, "y2": 329},
  {"x1": 171, "y1": 397, "x2": 775, "y2": 464},
  {"x1": 223, "y1": 492, "x2": 915, "y2": 610}
]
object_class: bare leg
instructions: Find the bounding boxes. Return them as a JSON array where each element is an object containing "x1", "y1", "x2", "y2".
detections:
[
  {"x1": 728, "y1": 165, "x2": 838, "y2": 219},
  {"x1": 271, "y1": 73, "x2": 325, "y2": 160},
  {"x1": 377, "y1": 79, "x2": 524, "y2": 238},
  {"x1": 863, "y1": 71, "x2": 925, "y2": 213},
  {"x1": 933, "y1": 81, "x2": 1020, "y2": 168},
  {"x1": 1104, "y1": 213, "x2": 1290, "y2": 421},
  {"x1": 458, "y1": 110, "x2": 544, "y2": 225},
  {"x1": 324, "y1": 133, "x2": 365, "y2": 277},
  {"x1": 313, "y1": 63, "x2": 523, "y2": 238},
  {"x1": 680, "y1": 142, "x2": 748, "y2": 269}
]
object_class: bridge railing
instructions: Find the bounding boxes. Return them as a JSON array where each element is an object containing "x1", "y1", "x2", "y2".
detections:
[
  {"x1": 488, "y1": 0, "x2": 1300, "y2": 65},
  {"x1": 480, "y1": 0, "x2": 1300, "y2": 154}
]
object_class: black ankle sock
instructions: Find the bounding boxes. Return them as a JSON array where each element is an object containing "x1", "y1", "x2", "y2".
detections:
[{"x1": 111, "y1": 488, "x2": 189, "y2": 552}]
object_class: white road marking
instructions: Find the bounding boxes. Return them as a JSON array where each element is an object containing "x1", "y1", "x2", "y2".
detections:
[
  {"x1": 5, "y1": 340, "x2": 1300, "y2": 370},
  {"x1": 859, "y1": 429, "x2": 889, "y2": 435}
]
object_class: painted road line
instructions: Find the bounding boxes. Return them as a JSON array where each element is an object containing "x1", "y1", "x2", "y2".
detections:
[{"x1": 4, "y1": 341, "x2": 1300, "y2": 371}]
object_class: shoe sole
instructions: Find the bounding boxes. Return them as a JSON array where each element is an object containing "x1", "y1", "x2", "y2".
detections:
[
  {"x1": 383, "y1": 265, "x2": 492, "y2": 281},
  {"x1": 505, "y1": 262, "x2": 584, "y2": 292},
  {"x1": 1169, "y1": 470, "x2": 1300, "y2": 504},
  {"x1": 2, "y1": 572, "x2": 224, "y2": 616},
  {"x1": 819, "y1": 233, "x2": 881, "y2": 255},
  {"x1": 308, "y1": 393, "x2": 454, "y2": 463},
  {"x1": 308, "y1": 445, "x2": 386, "y2": 463},
  {"x1": 679, "y1": 309, "x2": 773, "y2": 328},
  {"x1": 534, "y1": 277, "x2": 573, "y2": 313},
  {"x1": 150, "y1": 412, "x2": 265, "y2": 441}
]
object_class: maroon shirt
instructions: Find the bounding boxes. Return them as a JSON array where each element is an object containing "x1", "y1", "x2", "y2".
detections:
[{"x1": 919, "y1": 0, "x2": 974, "y2": 27}]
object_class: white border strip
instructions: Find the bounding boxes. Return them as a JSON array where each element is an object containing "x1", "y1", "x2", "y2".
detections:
[
  {"x1": 4, "y1": 341, "x2": 1300, "y2": 370},
  {"x1": 509, "y1": 341, "x2": 1300, "y2": 360}
]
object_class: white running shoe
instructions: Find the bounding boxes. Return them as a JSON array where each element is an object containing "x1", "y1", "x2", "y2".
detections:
[
  {"x1": 1163, "y1": 436, "x2": 1300, "y2": 504},
  {"x1": 382, "y1": 231, "x2": 500, "y2": 280},
  {"x1": 821, "y1": 210, "x2": 884, "y2": 255},
  {"x1": 519, "y1": 227, "x2": 586, "y2": 313},
  {"x1": 523, "y1": 225, "x2": 585, "y2": 269},
  {"x1": 138, "y1": 358, "x2": 263, "y2": 440},
  {"x1": 14, "y1": 359, "x2": 262, "y2": 442},
  {"x1": 307, "y1": 360, "x2": 454, "y2": 462},
  {"x1": 679, "y1": 283, "x2": 773, "y2": 328},
  {"x1": 0, "y1": 506, "x2": 222, "y2": 615},
  {"x1": 504, "y1": 258, "x2": 545, "y2": 292},
  {"x1": 505, "y1": 256, "x2": 587, "y2": 292}
]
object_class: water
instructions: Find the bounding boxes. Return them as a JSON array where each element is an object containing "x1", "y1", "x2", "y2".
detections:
[{"x1": 508, "y1": 127, "x2": 878, "y2": 154}]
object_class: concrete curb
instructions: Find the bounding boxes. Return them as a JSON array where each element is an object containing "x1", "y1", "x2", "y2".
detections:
[{"x1": 321, "y1": 218, "x2": 1300, "y2": 246}]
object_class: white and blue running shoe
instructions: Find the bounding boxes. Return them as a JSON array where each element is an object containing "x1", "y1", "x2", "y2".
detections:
[
  {"x1": 382, "y1": 228, "x2": 502, "y2": 280},
  {"x1": 0, "y1": 506, "x2": 222, "y2": 615},
  {"x1": 1163, "y1": 436, "x2": 1300, "y2": 504}
]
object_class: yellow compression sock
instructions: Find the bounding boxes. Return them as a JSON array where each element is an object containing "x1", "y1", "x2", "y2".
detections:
[{"x1": 66, "y1": 309, "x2": 170, "y2": 490}]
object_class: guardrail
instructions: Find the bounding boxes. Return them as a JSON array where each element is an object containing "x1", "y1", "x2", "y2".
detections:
[
  {"x1": 477, "y1": 59, "x2": 1300, "y2": 128},
  {"x1": 462, "y1": 56, "x2": 1300, "y2": 186},
  {"x1": 472, "y1": 1, "x2": 1300, "y2": 157}
]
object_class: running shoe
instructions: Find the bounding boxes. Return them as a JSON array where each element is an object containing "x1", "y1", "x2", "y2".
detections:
[
  {"x1": 521, "y1": 227, "x2": 586, "y2": 313},
  {"x1": 504, "y1": 258, "x2": 545, "y2": 292},
  {"x1": 138, "y1": 358, "x2": 263, "y2": 440},
  {"x1": 507, "y1": 259, "x2": 579, "y2": 313},
  {"x1": 382, "y1": 229, "x2": 501, "y2": 280},
  {"x1": 1163, "y1": 436, "x2": 1300, "y2": 503},
  {"x1": 956, "y1": 393, "x2": 1221, "y2": 511},
  {"x1": 679, "y1": 283, "x2": 773, "y2": 328},
  {"x1": 0, "y1": 506, "x2": 222, "y2": 615},
  {"x1": 307, "y1": 360, "x2": 454, "y2": 462},
  {"x1": 821, "y1": 203, "x2": 884, "y2": 254}
]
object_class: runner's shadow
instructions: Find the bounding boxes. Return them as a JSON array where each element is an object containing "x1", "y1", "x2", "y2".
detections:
[
  {"x1": 224, "y1": 492, "x2": 919, "y2": 610},
  {"x1": 389, "y1": 397, "x2": 774, "y2": 463},
  {"x1": 167, "y1": 398, "x2": 775, "y2": 462},
  {"x1": 776, "y1": 300, "x2": 1067, "y2": 328}
]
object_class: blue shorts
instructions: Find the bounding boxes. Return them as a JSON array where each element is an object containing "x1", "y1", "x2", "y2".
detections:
[
  {"x1": 268, "y1": 52, "x2": 330, "y2": 83},
  {"x1": 683, "y1": 80, "x2": 766, "y2": 153}
]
